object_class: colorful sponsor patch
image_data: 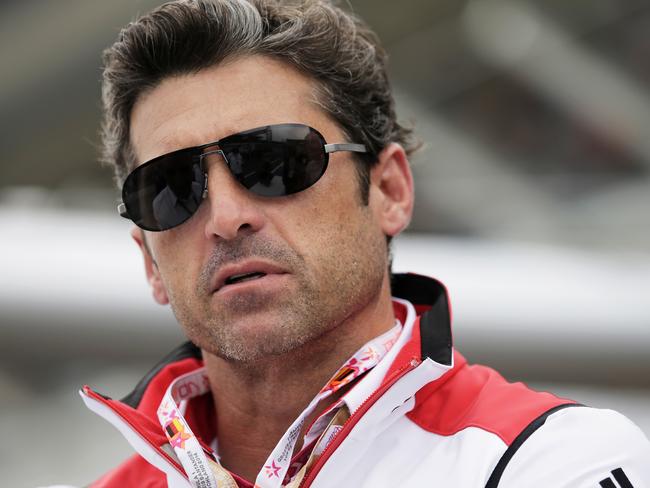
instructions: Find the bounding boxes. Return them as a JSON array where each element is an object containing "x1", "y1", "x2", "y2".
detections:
[{"x1": 165, "y1": 417, "x2": 192, "y2": 449}]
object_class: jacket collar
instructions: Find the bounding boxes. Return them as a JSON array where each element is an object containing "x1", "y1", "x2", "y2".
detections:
[{"x1": 392, "y1": 273, "x2": 453, "y2": 366}]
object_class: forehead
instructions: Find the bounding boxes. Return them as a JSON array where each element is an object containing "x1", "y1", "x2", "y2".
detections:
[{"x1": 129, "y1": 55, "x2": 336, "y2": 164}]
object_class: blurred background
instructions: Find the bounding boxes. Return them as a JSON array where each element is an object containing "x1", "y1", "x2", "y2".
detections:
[{"x1": 1, "y1": 0, "x2": 649, "y2": 486}]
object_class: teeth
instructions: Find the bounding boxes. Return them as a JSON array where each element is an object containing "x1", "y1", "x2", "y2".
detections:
[{"x1": 225, "y1": 272, "x2": 266, "y2": 285}]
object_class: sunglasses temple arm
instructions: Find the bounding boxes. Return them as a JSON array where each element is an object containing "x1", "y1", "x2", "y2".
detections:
[
  {"x1": 117, "y1": 202, "x2": 130, "y2": 219},
  {"x1": 324, "y1": 143, "x2": 367, "y2": 154}
]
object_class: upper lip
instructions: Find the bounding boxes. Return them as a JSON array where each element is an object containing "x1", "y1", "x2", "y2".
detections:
[{"x1": 211, "y1": 260, "x2": 288, "y2": 292}]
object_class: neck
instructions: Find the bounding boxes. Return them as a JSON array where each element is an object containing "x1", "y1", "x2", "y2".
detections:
[{"x1": 202, "y1": 274, "x2": 396, "y2": 482}]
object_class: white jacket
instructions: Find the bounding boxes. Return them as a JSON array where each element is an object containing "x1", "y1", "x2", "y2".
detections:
[{"x1": 79, "y1": 274, "x2": 650, "y2": 487}]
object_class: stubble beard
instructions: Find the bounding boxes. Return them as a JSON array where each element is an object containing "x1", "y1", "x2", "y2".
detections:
[{"x1": 166, "y1": 222, "x2": 387, "y2": 364}]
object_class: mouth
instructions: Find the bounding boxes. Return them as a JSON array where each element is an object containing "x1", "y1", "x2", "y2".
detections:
[
  {"x1": 224, "y1": 271, "x2": 267, "y2": 286},
  {"x1": 212, "y1": 261, "x2": 288, "y2": 294}
]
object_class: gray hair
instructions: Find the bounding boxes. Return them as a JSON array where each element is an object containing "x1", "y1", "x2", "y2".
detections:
[{"x1": 101, "y1": 0, "x2": 418, "y2": 202}]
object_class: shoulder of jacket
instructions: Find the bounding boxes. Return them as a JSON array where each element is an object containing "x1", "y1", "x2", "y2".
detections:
[
  {"x1": 406, "y1": 360, "x2": 573, "y2": 445},
  {"x1": 496, "y1": 406, "x2": 650, "y2": 487}
]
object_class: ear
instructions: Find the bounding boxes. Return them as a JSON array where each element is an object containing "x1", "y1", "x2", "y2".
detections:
[
  {"x1": 369, "y1": 143, "x2": 414, "y2": 237},
  {"x1": 130, "y1": 227, "x2": 170, "y2": 305}
]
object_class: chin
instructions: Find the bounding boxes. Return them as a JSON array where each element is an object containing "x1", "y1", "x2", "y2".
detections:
[{"x1": 194, "y1": 313, "x2": 329, "y2": 364}]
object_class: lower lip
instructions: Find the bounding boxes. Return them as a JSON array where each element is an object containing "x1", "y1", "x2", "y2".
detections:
[{"x1": 214, "y1": 273, "x2": 289, "y2": 297}]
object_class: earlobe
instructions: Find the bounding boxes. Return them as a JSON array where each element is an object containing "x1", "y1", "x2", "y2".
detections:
[
  {"x1": 130, "y1": 227, "x2": 170, "y2": 305},
  {"x1": 370, "y1": 143, "x2": 414, "y2": 237}
]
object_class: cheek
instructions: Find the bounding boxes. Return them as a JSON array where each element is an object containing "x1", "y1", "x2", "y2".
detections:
[
  {"x1": 294, "y1": 193, "x2": 378, "y2": 268},
  {"x1": 307, "y1": 172, "x2": 374, "y2": 240},
  {"x1": 151, "y1": 233, "x2": 202, "y2": 295}
]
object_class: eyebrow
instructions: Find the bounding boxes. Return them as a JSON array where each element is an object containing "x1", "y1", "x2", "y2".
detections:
[{"x1": 154, "y1": 123, "x2": 247, "y2": 156}]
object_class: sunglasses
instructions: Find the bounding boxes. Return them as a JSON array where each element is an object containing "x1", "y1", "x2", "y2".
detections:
[{"x1": 118, "y1": 123, "x2": 367, "y2": 231}]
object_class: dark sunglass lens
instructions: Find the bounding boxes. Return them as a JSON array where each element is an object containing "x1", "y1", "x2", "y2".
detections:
[
  {"x1": 222, "y1": 124, "x2": 327, "y2": 197},
  {"x1": 123, "y1": 153, "x2": 204, "y2": 231}
]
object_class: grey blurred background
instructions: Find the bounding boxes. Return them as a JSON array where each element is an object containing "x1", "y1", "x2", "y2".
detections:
[{"x1": 1, "y1": 0, "x2": 649, "y2": 486}]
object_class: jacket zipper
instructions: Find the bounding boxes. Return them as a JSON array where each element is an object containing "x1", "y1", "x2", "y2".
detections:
[{"x1": 299, "y1": 357, "x2": 421, "y2": 488}]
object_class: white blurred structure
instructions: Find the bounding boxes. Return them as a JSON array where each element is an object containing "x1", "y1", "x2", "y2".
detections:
[{"x1": 1, "y1": 202, "x2": 649, "y2": 384}]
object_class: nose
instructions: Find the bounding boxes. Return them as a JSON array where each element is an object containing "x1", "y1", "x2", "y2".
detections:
[{"x1": 200, "y1": 152, "x2": 266, "y2": 241}]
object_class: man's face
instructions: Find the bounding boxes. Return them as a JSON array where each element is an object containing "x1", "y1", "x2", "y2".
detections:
[{"x1": 129, "y1": 56, "x2": 397, "y2": 362}]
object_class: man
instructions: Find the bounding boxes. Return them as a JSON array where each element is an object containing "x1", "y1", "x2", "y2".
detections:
[{"x1": 82, "y1": 1, "x2": 650, "y2": 487}]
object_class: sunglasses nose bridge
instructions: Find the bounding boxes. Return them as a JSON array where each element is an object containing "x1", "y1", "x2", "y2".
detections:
[
  {"x1": 202, "y1": 152, "x2": 248, "y2": 202},
  {"x1": 201, "y1": 148, "x2": 224, "y2": 159},
  {"x1": 198, "y1": 149, "x2": 268, "y2": 240},
  {"x1": 198, "y1": 147, "x2": 227, "y2": 201}
]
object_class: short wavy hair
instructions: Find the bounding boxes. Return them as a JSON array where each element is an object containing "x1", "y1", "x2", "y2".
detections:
[{"x1": 100, "y1": 0, "x2": 417, "y2": 203}]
